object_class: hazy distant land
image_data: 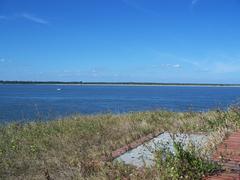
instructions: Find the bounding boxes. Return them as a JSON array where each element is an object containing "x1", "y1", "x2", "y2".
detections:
[{"x1": 0, "y1": 80, "x2": 240, "y2": 87}]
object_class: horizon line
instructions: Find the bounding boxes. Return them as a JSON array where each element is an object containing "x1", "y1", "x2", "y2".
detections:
[{"x1": 0, "y1": 80, "x2": 240, "y2": 86}]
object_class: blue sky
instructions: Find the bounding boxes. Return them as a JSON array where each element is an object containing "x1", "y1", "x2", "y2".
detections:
[{"x1": 0, "y1": 0, "x2": 240, "y2": 83}]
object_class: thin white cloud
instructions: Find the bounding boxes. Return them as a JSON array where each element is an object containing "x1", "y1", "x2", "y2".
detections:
[
  {"x1": 157, "y1": 64, "x2": 182, "y2": 69},
  {"x1": 20, "y1": 13, "x2": 48, "y2": 24},
  {"x1": 121, "y1": 0, "x2": 160, "y2": 16},
  {"x1": 192, "y1": 0, "x2": 199, "y2": 5},
  {"x1": 0, "y1": 13, "x2": 48, "y2": 25},
  {"x1": 0, "y1": 58, "x2": 6, "y2": 63},
  {"x1": 191, "y1": 0, "x2": 201, "y2": 8},
  {"x1": 212, "y1": 62, "x2": 240, "y2": 73},
  {"x1": 91, "y1": 69, "x2": 97, "y2": 73},
  {"x1": 172, "y1": 64, "x2": 181, "y2": 68},
  {"x1": 150, "y1": 49, "x2": 240, "y2": 75}
]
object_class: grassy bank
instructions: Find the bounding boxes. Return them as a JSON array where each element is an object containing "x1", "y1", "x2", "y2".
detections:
[{"x1": 1, "y1": 108, "x2": 240, "y2": 179}]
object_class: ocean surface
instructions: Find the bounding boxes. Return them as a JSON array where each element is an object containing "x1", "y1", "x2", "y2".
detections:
[{"x1": 1, "y1": 84, "x2": 240, "y2": 123}]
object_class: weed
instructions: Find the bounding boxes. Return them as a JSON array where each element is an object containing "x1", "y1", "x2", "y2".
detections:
[
  {"x1": 0, "y1": 109, "x2": 239, "y2": 179},
  {"x1": 154, "y1": 141, "x2": 220, "y2": 180}
]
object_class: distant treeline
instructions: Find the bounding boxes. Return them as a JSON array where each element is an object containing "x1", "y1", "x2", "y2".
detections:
[
  {"x1": 0, "y1": 80, "x2": 83, "y2": 85},
  {"x1": 0, "y1": 80, "x2": 240, "y2": 86}
]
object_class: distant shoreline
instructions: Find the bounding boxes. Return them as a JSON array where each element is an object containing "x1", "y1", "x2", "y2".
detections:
[{"x1": 1, "y1": 81, "x2": 240, "y2": 87}]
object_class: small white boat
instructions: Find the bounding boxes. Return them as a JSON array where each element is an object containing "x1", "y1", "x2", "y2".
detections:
[{"x1": 57, "y1": 88, "x2": 61, "y2": 91}]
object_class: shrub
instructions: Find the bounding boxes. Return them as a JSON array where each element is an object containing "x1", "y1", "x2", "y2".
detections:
[{"x1": 154, "y1": 141, "x2": 220, "y2": 180}]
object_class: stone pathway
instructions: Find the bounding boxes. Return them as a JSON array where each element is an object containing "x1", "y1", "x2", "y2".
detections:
[
  {"x1": 114, "y1": 132, "x2": 208, "y2": 167},
  {"x1": 206, "y1": 132, "x2": 240, "y2": 180},
  {"x1": 111, "y1": 131, "x2": 240, "y2": 179}
]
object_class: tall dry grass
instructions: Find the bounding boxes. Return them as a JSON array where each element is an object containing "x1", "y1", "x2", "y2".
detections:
[{"x1": 0, "y1": 107, "x2": 240, "y2": 179}]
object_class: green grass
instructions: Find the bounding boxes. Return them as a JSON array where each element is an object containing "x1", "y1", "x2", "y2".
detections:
[{"x1": 1, "y1": 108, "x2": 240, "y2": 179}]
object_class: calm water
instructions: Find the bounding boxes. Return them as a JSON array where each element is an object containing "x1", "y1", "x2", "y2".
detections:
[{"x1": 1, "y1": 84, "x2": 240, "y2": 122}]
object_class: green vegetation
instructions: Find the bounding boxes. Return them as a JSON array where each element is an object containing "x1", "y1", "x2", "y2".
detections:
[
  {"x1": 153, "y1": 141, "x2": 220, "y2": 180},
  {"x1": 1, "y1": 108, "x2": 240, "y2": 179}
]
